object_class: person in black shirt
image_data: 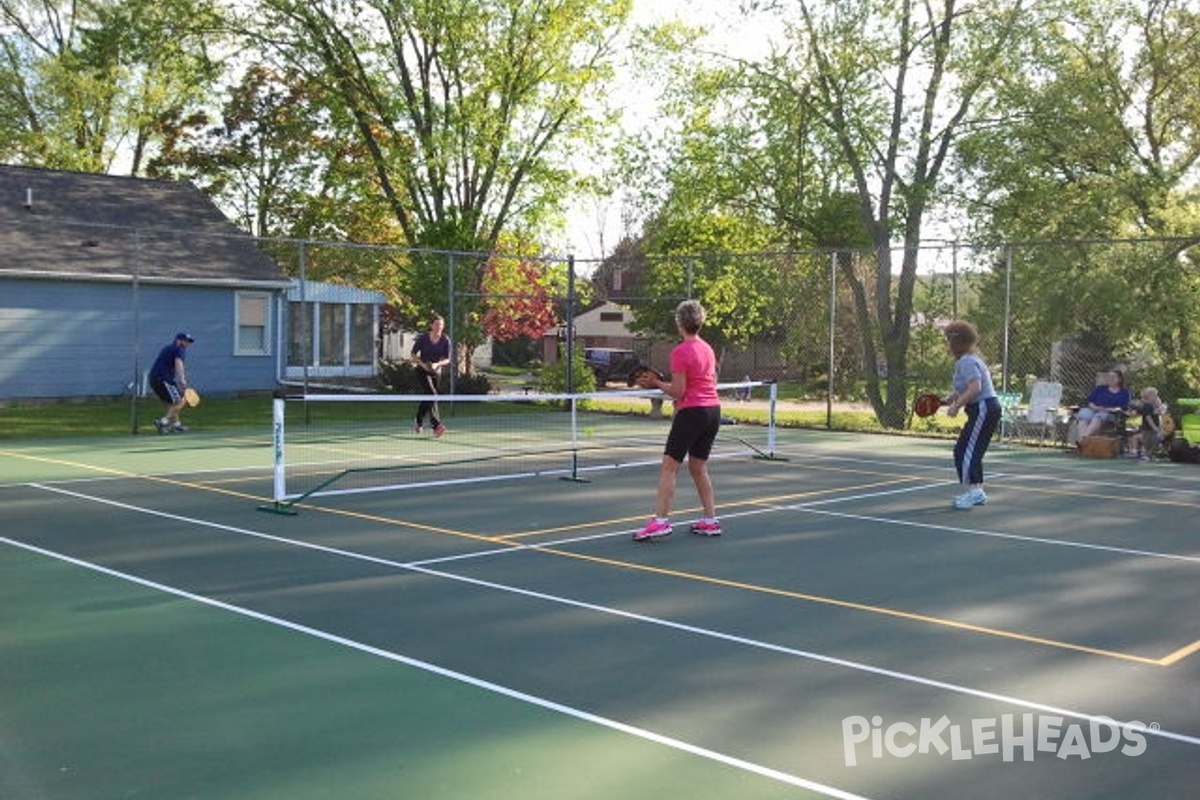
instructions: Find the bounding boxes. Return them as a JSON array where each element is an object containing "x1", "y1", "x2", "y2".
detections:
[{"x1": 410, "y1": 316, "x2": 451, "y2": 436}]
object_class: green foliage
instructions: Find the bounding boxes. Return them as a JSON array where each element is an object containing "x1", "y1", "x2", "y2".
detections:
[
  {"x1": 247, "y1": 0, "x2": 632, "y2": 250},
  {"x1": 539, "y1": 345, "x2": 597, "y2": 402},
  {"x1": 452, "y1": 372, "x2": 492, "y2": 395},
  {"x1": 0, "y1": 0, "x2": 225, "y2": 172},
  {"x1": 632, "y1": 211, "x2": 786, "y2": 351},
  {"x1": 378, "y1": 361, "x2": 431, "y2": 393},
  {"x1": 623, "y1": 0, "x2": 1037, "y2": 428}
]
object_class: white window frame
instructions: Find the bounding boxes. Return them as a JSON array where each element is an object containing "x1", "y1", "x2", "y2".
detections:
[{"x1": 235, "y1": 291, "x2": 272, "y2": 356}]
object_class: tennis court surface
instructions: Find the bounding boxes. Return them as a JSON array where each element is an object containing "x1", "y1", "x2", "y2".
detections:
[{"x1": 2, "y1": 413, "x2": 1198, "y2": 799}]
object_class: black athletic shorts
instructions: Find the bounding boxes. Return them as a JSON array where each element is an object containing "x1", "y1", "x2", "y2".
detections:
[
  {"x1": 663, "y1": 405, "x2": 721, "y2": 462},
  {"x1": 150, "y1": 377, "x2": 181, "y2": 405}
]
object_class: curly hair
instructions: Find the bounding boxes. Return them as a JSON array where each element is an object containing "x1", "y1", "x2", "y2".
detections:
[{"x1": 943, "y1": 320, "x2": 979, "y2": 357}]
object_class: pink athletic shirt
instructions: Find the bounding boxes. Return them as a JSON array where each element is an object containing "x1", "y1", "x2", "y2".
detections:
[{"x1": 670, "y1": 337, "x2": 720, "y2": 409}]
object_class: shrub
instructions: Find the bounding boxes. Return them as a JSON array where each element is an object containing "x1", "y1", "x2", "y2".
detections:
[
  {"x1": 539, "y1": 348, "x2": 597, "y2": 407},
  {"x1": 454, "y1": 372, "x2": 492, "y2": 395}
]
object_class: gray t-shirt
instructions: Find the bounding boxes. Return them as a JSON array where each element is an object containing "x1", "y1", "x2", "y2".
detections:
[{"x1": 952, "y1": 353, "x2": 996, "y2": 400}]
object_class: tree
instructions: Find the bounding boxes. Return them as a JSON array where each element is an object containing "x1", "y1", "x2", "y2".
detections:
[
  {"x1": 767, "y1": 0, "x2": 1041, "y2": 425},
  {"x1": 242, "y1": 0, "x2": 630, "y2": 248},
  {"x1": 479, "y1": 255, "x2": 560, "y2": 342},
  {"x1": 231, "y1": 0, "x2": 631, "y2": 366},
  {"x1": 151, "y1": 65, "x2": 345, "y2": 238},
  {"x1": 955, "y1": 0, "x2": 1200, "y2": 399},
  {"x1": 624, "y1": 0, "x2": 1036, "y2": 427},
  {"x1": 0, "y1": 0, "x2": 223, "y2": 173}
]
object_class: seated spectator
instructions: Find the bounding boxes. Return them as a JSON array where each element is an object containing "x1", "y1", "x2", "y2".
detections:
[
  {"x1": 1075, "y1": 370, "x2": 1132, "y2": 439},
  {"x1": 1128, "y1": 386, "x2": 1166, "y2": 461}
]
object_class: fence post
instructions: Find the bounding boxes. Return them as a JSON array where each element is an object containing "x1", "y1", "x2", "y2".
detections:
[
  {"x1": 1002, "y1": 244, "x2": 1013, "y2": 392},
  {"x1": 129, "y1": 230, "x2": 142, "y2": 434},
  {"x1": 827, "y1": 250, "x2": 837, "y2": 430},
  {"x1": 565, "y1": 254, "x2": 576, "y2": 393}
]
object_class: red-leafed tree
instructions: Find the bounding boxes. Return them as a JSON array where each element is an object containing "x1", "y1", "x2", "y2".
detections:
[{"x1": 479, "y1": 256, "x2": 560, "y2": 341}]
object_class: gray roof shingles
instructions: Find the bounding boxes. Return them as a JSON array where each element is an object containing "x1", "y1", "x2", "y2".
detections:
[{"x1": 0, "y1": 165, "x2": 287, "y2": 285}]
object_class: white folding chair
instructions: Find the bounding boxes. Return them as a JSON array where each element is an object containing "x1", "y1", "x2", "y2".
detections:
[{"x1": 1016, "y1": 380, "x2": 1063, "y2": 445}]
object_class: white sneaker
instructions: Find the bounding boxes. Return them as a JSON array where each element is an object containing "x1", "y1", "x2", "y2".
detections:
[{"x1": 953, "y1": 488, "x2": 987, "y2": 509}]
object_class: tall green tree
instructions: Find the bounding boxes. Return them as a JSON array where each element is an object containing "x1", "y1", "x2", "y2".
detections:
[
  {"x1": 786, "y1": 0, "x2": 1042, "y2": 426},
  {"x1": 0, "y1": 0, "x2": 223, "y2": 173},
  {"x1": 149, "y1": 62, "x2": 405, "y2": 267},
  {"x1": 237, "y1": 0, "x2": 631, "y2": 347},
  {"x1": 629, "y1": 0, "x2": 1037, "y2": 427},
  {"x1": 955, "y1": 0, "x2": 1200, "y2": 398}
]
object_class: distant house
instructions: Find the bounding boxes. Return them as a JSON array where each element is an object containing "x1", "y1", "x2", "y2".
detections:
[
  {"x1": 541, "y1": 301, "x2": 642, "y2": 363},
  {"x1": 0, "y1": 164, "x2": 294, "y2": 400}
]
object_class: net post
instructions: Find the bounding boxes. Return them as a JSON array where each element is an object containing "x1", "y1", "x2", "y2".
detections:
[
  {"x1": 559, "y1": 393, "x2": 589, "y2": 483},
  {"x1": 767, "y1": 381, "x2": 777, "y2": 455},
  {"x1": 749, "y1": 381, "x2": 787, "y2": 461},
  {"x1": 258, "y1": 393, "x2": 298, "y2": 515}
]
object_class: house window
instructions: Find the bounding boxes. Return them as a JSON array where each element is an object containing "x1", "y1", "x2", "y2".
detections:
[
  {"x1": 236, "y1": 292, "x2": 271, "y2": 355},
  {"x1": 285, "y1": 298, "x2": 377, "y2": 374},
  {"x1": 287, "y1": 301, "x2": 311, "y2": 367},
  {"x1": 350, "y1": 305, "x2": 374, "y2": 365},
  {"x1": 319, "y1": 304, "x2": 346, "y2": 366},
  {"x1": 600, "y1": 311, "x2": 624, "y2": 323}
]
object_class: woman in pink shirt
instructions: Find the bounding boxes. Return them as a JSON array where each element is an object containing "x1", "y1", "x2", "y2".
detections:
[{"x1": 633, "y1": 300, "x2": 722, "y2": 541}]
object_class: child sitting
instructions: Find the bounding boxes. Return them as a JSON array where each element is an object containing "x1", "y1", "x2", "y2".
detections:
[{"x1": 1128, "y1": 387, "x2": 1165, "y2": 461}]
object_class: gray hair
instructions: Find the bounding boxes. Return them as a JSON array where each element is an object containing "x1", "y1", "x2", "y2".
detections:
[{"x1": 675, "y1": 299, "x2": 706, "y2": 334}]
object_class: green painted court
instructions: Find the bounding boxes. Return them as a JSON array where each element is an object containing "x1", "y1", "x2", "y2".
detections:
[{"x1": 2, "y1": 419, "x2": 1198, "y2": 799}]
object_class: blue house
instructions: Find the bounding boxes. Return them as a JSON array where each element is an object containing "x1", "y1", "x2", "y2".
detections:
[{"x1": 0, "y1": 165, "x2": 293, "y2": 400}]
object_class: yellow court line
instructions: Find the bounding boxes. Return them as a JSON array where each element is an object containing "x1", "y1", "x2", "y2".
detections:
[
  {"x1": 1158, "y1": 638, "x2": 1200, "y2": 666},
  {"x1": 532, "y1": 545, "x2": 1169, "y2": 666},
  {"x1": 498, "y1": 475, "x2": 927, "y2": 539},
  {"x1": 1, "y1": 448, "x2": 270, "y2": 504},
  {"x1": 3, "y1": 447, "x2": 1193, "y2": 667},
  {"x1": 1, "y1": 448, "x2": 134, "y2": 479},
  {"x1": 296, "y1": 502, "x2": 515, "y2": 544},
  {"x1": 1, "y1": 448, "x2": 496, "y2": 543}
]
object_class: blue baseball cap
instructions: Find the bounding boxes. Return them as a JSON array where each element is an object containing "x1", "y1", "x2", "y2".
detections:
[{"x1": 176, "y1": 332, "x2": 195, "y2": 343}]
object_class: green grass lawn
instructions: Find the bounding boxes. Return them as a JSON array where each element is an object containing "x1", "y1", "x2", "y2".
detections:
[{"x1": 0, "y1": 397, "x2": 277, "y2": 439}]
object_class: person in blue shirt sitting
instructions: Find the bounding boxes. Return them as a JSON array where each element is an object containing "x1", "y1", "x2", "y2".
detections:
[{"x1": 1075, "y1": 370, "x2": 1131, "y2": 440}]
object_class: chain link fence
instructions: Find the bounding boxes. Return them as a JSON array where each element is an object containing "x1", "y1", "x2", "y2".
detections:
[{"x1": 5, "y1": 213, "x2": 1198, "y2": 434}]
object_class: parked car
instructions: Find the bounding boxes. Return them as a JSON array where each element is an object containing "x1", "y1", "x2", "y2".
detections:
[{"x1": 583, "y1": 347, "x2": 641, "y2": 385}]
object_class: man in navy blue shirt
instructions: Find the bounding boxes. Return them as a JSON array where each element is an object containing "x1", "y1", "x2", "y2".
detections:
[{"x1": 149, "y1": 332, "x2": 195, "y2": 434}]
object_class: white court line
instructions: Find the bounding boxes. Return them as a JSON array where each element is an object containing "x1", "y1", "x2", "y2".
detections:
[
  {"x1": 788, "y1": 506, "x2": 1200, "y2": 564},
  {"x1": 416, "y1": 478, "x2": 1198, "y2": 568},
  {"x1": 14, "y1": 483, "x2": 1200, "y2": 751},
  {"x1": 777, "y1": 449, "x2": 1200, "y2": 495},
  {"x1": 0, "y1": 536, "x2": 870, "y2": 800}
]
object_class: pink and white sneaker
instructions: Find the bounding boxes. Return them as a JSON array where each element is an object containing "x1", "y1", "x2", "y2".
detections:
[
  {"x1": 689, "y1": 518, "x2": 722, "y2": 536},
  {"x1": 633, "y1": 517, "x2": 672, "y2": 541}
]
